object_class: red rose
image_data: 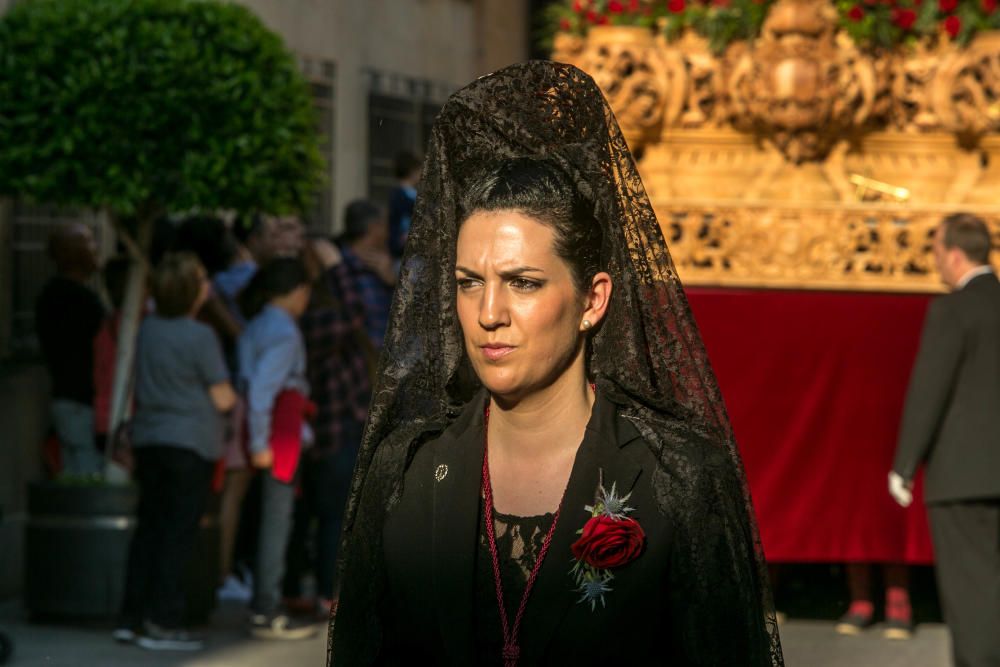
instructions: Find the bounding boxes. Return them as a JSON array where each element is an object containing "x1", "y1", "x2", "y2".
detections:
[
  {"x1": 597, "y1": 14, "x2": 610, "y2": 24},
  {"x1": 847, "y1": 4, "x2": 865, "y2": 20},
  {"x1": 560, "y1": 18, "x2": 572, "y2": 31},
  {"x1": 571, "y1": 515, "x2": 646, "y2": 569},
  {"x1": 939, "y1": 0, "x2": 957, "y2": 11},
  {"x1": 668, "y1": 0, "x2": 686, "y2": 12},
  {"x1": 609, "y1": 0, "x2": 625, "y2": 13},
  {"x1": 984, "y1": 0, "x2": 998, "y2": 14},
  {"x1": 586, "y1": 9, "x2": 600, "y2": 22},
  {"x1": 630, "y1": 0, "x2": 641, "y2": 10},
  {"x1": 893, "y1": 7, "x2": 917, "y2": 28},
  {"x1": 573, "y1": 0, "x2": 586, "y2": 12},
  {"x1": 943, "y1": 14, "x2": 961, "y2": 37}
]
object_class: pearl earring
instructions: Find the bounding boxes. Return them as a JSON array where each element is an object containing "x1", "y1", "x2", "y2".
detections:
[{"x1": 582, "y1": 319, "x2": 592, "y2": 330}]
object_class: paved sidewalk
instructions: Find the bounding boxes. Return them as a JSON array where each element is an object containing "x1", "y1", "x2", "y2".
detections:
[{"x1": 0, "y1": 601, "x2": 950, "y2": 666}]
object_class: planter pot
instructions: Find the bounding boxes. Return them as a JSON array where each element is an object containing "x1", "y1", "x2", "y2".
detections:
[{"x1": 24, "y1": 482, "x2": 219, "y2": 623}]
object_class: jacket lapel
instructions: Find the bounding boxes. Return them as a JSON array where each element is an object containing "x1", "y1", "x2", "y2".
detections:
[
  {"x1": 517, "y1": 393, "x2": 644, "y2": 664},
  {"x1": 431, "y1": 395, "x2": 486, "y2": 665}
]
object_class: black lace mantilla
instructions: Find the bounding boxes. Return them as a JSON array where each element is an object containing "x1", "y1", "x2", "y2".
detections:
[{"x1": 328, "y1": 61, "x2": 783, "y2": 666}]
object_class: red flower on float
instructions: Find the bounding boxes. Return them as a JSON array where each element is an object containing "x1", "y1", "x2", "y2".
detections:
[
  {"x1": 629, "y1": 0, "x2": 641, "y2": 10},
  {"x1": 892, "y1": 7, "x2": 917, "y2": 29},
  {"x1": 984, "y1": 0, "x2": 998, "y2": 14},
  {"x1": 609, "y1": 0, "x2": 625, "y2": 12},
  {"x1": 573, "y1": 0, "x2": 586, "y2": 12},
  {"x1": 560, "y1": 18, "x2": 572, "y2": 31},
  {"x1": 939, "y1": 0, "x2": 958, "y2": 12},
  {"x1": 586, "y1": 8, "x2": 599, "y2": 22},
  {"x1": 943, "y1": 14, "x2": 961, "y2": 37},
  {"x1": 713, "y1": 0, "x2": 732, "y2": 8},
  {"x1": 668, "y1": 0, "x2": 686, "y2": 12},
  {"x1": 848, "y1": 4, "x2": 865, "y2": 20}
]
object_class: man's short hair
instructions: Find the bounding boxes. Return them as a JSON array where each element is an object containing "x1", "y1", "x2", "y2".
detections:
[
  {"x1": 393, "y1": 150, "x2": 422, "y2": 180},
  {"x1": 341, "y1": 200, "x2": 385, "y2": 244},
  {"x1": 941, "y1": 213, "x2": 992, "y2": 264},
  {"x1": 152, "y1": 252, "x2": 206, "y2": 318}
]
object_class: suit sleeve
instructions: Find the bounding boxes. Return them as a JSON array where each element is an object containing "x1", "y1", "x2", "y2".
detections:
[{"x1": 892, "y1": 298, "x2": 964, "y2": 480}]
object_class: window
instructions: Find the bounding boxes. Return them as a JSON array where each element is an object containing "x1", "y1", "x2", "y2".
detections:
[{"x1": 367, "y1": 69, "x2": 452, "y2": 205}]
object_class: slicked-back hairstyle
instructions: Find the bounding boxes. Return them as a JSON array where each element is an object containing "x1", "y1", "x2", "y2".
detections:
[
  {"x1": 459, "y1": 156, "x2": 603, "y2": 294},
  {"x1": 152, "y1": 252, "x2": 206, "y2": 318},
  {"x1": 941, "y1": 213, "x2": 992, "y2": 264}
]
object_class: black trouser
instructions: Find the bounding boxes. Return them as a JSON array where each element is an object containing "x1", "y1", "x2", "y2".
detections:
[
  {"x1": 283, "y1": 418, "x2": 362, "y2": 600},
  {"x1": 120, "y1": 446, "x2": 212, "y2": 629},
  {"x1": 928, "y1": 500, "x2": 1000, "y2": 667}
]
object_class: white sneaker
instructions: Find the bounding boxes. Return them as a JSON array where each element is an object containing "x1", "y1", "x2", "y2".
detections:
[{"x1": 217, "y1": 574, "x2": 253, "y2": 602}]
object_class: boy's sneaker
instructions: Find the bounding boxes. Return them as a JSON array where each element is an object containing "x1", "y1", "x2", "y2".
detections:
[
  {"x1": 249, "y1": 613, "x2": 320, "y2": 640},
  {"x1": 135, "y1": 622, "x2": 204, "y2": 651},
  {"x1": 217, "y1": 574, "x2": 253, "y2": 602}
]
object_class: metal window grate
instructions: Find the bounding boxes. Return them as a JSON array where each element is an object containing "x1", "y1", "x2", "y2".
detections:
[{"x1": 366, "y1": 69, "x2": 451, "y2": 205}]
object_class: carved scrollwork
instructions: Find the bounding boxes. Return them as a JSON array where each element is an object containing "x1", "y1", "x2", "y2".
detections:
[
  {"x1": 727, "y1": 0, "x2": 883, "y2": 163},
  {"x1": 661, "y1": 203, "x2": 1000, "y2": 291},
  {"x1": 575, "y1": 26, "x2": 670, "y2": 152}
]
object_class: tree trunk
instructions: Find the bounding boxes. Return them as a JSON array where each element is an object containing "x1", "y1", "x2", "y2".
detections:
[{"x1": 104, "y1": 215, "x2": 154, "y2": 479}]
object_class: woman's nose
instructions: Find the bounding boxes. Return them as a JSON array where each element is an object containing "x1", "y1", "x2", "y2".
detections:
[{"x1": 478, "y1": 282, "x2": 509, "y2": 329}]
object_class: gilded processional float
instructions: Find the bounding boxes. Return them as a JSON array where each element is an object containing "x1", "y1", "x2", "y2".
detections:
[{"x1": 543, "y1": 0, "x2": 1000, "y2": 567}]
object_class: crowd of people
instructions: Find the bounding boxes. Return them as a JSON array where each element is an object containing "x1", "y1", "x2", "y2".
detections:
[
  {"x1": 32, "y1": 58, "x2": 1000, "y2": 667},
  {"x1": 34, "y1": 152, "x2": 420, "y2": 652}
]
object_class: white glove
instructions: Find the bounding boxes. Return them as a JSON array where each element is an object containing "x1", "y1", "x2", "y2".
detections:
[{"x1": 888, "y1": 471, "x2": 913, "y2": 508}]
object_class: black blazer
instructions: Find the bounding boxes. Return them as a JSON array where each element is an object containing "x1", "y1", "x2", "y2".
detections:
[
  {"x1": 893, "y1": 271, "x2": 1000, "y2": 504},
  {"x1": 376, "y1": 390, "x2": 772, "y2": 665}
]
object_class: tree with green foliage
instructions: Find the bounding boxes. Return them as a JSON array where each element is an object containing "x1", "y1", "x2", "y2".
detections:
[{"x1": 0, "y1": 0, "x2": 325, "y2": 476}]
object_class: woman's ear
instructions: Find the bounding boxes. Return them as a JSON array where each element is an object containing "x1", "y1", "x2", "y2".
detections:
[{"x1": 580, "y1": 271, "x2": 612, "y2": 332}]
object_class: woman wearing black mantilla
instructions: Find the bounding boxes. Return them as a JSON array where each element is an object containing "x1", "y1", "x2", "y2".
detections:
[{"x1": 328, "y1": 61, "x2": 783, "y2": 666}]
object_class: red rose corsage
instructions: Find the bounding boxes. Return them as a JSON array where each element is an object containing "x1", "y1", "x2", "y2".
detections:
[{"x1": 569, "y1": 479, "x2": 646, "y2": 609}]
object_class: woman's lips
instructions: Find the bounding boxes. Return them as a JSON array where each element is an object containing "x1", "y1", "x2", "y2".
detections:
[{"x1": 481, "y1": 345, "x2": 515, "y2": 361}]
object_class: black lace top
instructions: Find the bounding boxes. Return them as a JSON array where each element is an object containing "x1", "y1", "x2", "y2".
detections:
[{"x1": 474, "y1": 503, "x2": 557, "y2": 666}]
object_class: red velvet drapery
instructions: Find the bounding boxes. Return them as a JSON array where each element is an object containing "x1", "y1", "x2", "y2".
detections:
[{"x1": 686, "y1": 288, "x2": 936, "y2": 564}]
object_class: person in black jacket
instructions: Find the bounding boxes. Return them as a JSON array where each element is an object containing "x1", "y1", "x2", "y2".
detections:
[
  {"x1": 890, "y1": 212, "x2": 1000, "y2": 667},
  {"x1": 36, "y1": 222, "x2": 105, "y2": 476},
  {"x1": 328, "y1": 62, "x2": 782, "y2": 667}
]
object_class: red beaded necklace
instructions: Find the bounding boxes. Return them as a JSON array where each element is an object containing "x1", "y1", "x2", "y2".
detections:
[{"x1": 481, "y1": 403, "x2": 563, "y2": 667}]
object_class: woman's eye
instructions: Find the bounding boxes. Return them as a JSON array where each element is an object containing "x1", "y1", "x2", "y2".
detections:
[{"x1": 510, "y1": 278, "x2": 541, "y2": 291}]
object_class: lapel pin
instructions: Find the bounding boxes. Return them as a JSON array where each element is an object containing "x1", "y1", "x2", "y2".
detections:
[{"x1": 434, "y1": 464, "x2": 449, "y2": 482}]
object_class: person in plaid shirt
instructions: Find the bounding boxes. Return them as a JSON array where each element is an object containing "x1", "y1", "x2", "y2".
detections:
[
  {"x1": 290, "y1": 235, "x2": 374, "y2": 615},
  {"x1": 338, "y1": 200, "x2": 396, "y2": 350}
]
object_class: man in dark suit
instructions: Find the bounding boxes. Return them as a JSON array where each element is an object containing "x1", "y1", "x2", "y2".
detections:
[{"x1": 890, "y1": 212, "x2": 1000, "y2": 667}]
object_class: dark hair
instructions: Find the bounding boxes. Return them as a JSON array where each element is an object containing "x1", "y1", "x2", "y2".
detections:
[
  {"x1": 152, "y1": 253, "x2": 206, "y2": 318},
  {"x1": 941, "y1": 213, "x2": 992, "y2": 264},
  {"x1": 103, "y1": 256, "x2": 132, "y2": 310},
  {"x1": 459, "y1": 156, "x2": 603, "y2": 292},
  {"x1": 393, "y1": 150, "x2": 422, "y2": 180},
  {"x1": 233, "y1": 212, "x2": 265, "y2": 246},
  {"x1": 173, "y1": 215, "x2": 237, "y2": 275},
  {"x1": 340, "y1": 199, "x2": 385, "y2": 244},
  {"x1": 239, "y1": 257, "x2": 309, "y2": 319}
]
